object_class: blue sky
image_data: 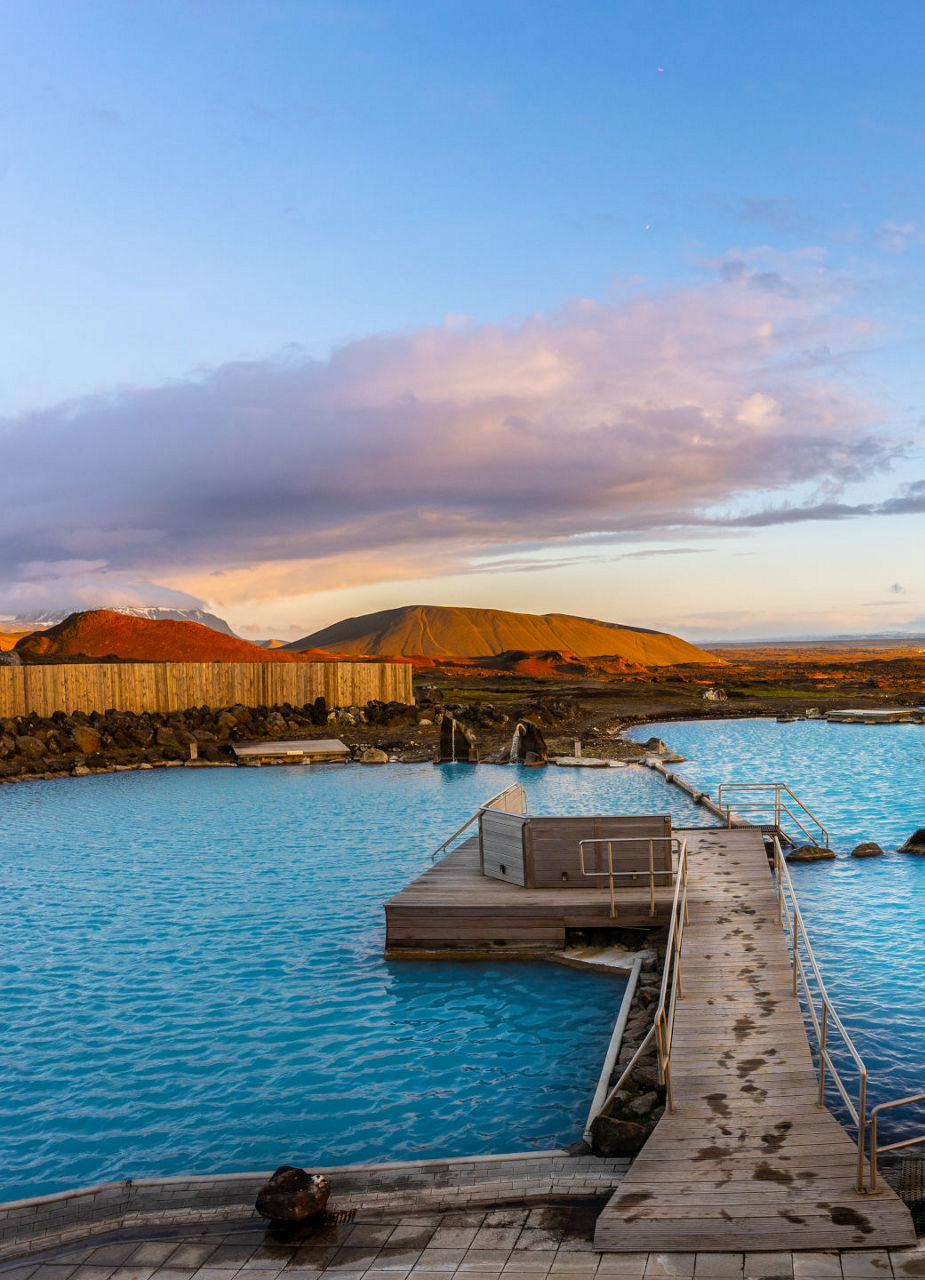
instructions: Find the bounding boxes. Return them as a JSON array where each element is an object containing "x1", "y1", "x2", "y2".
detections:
[{"x1": 2, "y1": 1, "x2": 924, "y2": 639}]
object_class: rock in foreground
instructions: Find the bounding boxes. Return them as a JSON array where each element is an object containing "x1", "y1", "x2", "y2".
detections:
[{"x1": 255, "y1": 1166, "x2": 330, "y2": 1222}]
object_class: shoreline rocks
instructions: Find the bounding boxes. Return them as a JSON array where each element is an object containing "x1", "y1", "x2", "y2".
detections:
[{"x1": 899, "y1": 829, "x2": 925, "y2": 855}]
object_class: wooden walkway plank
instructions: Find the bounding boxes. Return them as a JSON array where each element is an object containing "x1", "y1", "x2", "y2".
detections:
[{"x1": 594, "y1": 827, "x2": 916, "y2": 1253}]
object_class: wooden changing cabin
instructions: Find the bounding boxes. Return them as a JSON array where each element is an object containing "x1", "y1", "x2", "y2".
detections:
[{"x1": 385, "y1": 783, "x2": 683, "y2": 955}]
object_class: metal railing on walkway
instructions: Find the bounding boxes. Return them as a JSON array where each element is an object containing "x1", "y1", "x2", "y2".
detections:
[
  {"x1": 719, "y1": 781, "x2": 829, "y2": 847},
  {"x1": 431, "y1": 782, "x2": 527, "y2": 861},
  {"x1": 869, "y1": 1094, "x2": 925, "y2": 1191},
  {"x1": 772, "y1": 836, "x2": 868, "y2": 1190},
  {"x1": 577, "y1": 834, "x2": 682, "y2": 919},
  {"x1": 597, "y1": 838, "x2": 689, "y2": 1113}
]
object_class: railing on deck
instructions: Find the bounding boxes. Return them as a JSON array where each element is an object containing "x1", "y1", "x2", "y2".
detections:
[
  {"x1": 430, "y1": 782, "x2": 527, "y2": 861},
  {"x1": 719, "y1": 781, "x2": 829, "y2": 848},
  {"x1": 597, "y1": 839, "x2": 689, "y2": 1113},
  {"x1": 869, "y1": 1094, "x2": 925, "y2": 1191},
  {"x1": 578, "y1": 835, "x2": 682, "y2": 919},
  {"x1": 773, "y1": 836, "x2": 869, "y2": 1190}
]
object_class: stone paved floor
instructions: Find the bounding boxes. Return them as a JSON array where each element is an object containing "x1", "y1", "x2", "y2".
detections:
[{"x1": 1, "y1": 1203, "x2": 924, "y2": 1280}]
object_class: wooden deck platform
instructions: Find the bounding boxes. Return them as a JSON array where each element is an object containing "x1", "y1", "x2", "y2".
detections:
[
  {"x1": 385, "y1": 837, "x2": 677, "y2": 953},
  {"x1": 594, "y1": 827, "x2": 915, "y2": 1253},
  {"x1": 232, "y1": 737, "x2": 350, "y2": 765}
]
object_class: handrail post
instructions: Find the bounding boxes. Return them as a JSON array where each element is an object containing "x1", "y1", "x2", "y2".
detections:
[
  {"x1": 869, "y1": 1109, "x2": 878, "y2": 1193},
  {"x1": 792, "y1": 915, "x2": 799, "y2": 996},
  {"x1": 818, "y1": 1004, "x2": 828, "y2": 1104},
  {"x1": 857, "y1": 1071, "x2": 868, "y2": 1194},
  {"x1": 608, "y1": 840, "x2": 615, "y2": 918},
  {"x1": 649, "y1": 839, "x2": 655, "y2": 917}
]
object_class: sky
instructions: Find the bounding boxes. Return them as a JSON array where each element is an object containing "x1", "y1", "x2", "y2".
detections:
[{"x1": 2, "y1": 0, "x2": 924, "y2": 642}]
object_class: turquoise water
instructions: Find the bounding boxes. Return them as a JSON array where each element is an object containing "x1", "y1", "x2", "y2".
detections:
[
  {"x1": 0, "y1": 762, "x2": 704, "y2": 1202},
  {"x1": 627, "y1": 718, "x2": 925, "y2": 1140}
]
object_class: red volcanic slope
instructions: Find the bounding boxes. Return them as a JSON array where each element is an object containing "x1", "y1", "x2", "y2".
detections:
[{"x1": 14, "y1": 610, "x2": 332, "y2": 663}]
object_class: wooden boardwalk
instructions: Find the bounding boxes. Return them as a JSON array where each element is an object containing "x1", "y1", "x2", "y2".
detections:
[
  {"x1": 595, "y1": 827, "x2": 915, "y2": 1252},
  {"x1": 385, "y1": 837, "x2": 677, "y2": 953}
]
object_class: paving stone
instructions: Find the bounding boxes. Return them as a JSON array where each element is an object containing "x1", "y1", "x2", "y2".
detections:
[
  {"x1": 744, "y1": 1254, "x2": 794, "y2": 1280},
  {"x1": 595, "y1": 1254, "x2": 650, "y2": 1276},
  {"x1": 460, "y1": 1254, "x2": 516, "y2": 1271},
  {"x1": 791, "y1": 1254, "x2": 843, "y2": 1280},
  {"x1": 484, "y1": 1215, "x2": 530, "y2": 1232},
  {"x1": 344, "y1": 1227, "x2": 397, "y2": 1248},
  {"x1": 695, "y1": 1257, "x2": 744, "y2": 1279},
  {"x1": 428, "y1": 1230, "x2": 481, "y2": 1251},
  {"x1": 512, "y1": 1231, "x2": 560, "y2": 1253},
  {"x1": 471, "y1": 1233, "x2": 522, "y2": 1253},
  {"x1": 644, "y1": 1256, "x2": 696, "y2": 1279},
  {"x1": 838, "y1": 1254, "x2": 893, "y2": 1278}
]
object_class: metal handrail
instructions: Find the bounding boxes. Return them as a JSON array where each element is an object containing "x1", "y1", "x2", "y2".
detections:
[
  {"x1": 598, "y1": 839, "x2": 689, "y2": 1114},
  {"x1": 719, "y1": 781, "x2": 829, "y2": 847},
  {"x1": 578, "y1": 834, "x2": 679, "y2": 918},
  {"x1": 431, "y1": 782, "x2": 527, "y2": 861},
  {"x1": 869, "y1": 1093, "x2": 925, "y2": 1191},
  {"x1": 772, "y1": 837, "x2": 868, "y2": 1191}
]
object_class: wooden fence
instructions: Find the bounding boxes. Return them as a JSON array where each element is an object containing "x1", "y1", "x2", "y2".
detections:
[{"x1": 0, "y1": 661, "x2": 414, "y2": 719}]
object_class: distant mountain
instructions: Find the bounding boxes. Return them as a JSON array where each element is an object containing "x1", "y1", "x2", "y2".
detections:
[
  {"x1": 14, "y1": 610, "x2": 313, "y2": 663},
  {"x1": 14, "y1": 605, "x2": 236, "y2": 635},
  {"x1": 286, "y1": 604, "x2": 724, "y2": 666}
]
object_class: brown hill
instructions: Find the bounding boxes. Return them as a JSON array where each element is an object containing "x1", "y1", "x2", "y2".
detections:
[
  {"x1": 14, "y1": 610, "x2": 330, "y2": 663},
  {"x1": 287, "y1": 604, "x2": 723, "y2": 666}
]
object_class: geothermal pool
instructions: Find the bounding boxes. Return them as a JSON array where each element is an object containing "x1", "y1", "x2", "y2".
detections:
[{"x1": 0, "y1": 761, "x2": 706, "y2": 1201}]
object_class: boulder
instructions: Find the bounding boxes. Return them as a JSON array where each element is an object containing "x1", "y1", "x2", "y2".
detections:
[
  {"x1": 850, "y1": 842, "x2": 884, "y2": 858},
  {"x1": 359, "y1": 747, "x2": 389, "y2": 764},
  {"x1": 510, "y1": 719, "x2": 548, "y2": 764},
  {"x1": 644, "y1": 737, "x2": 667, "y2": 753},
  {"x1": 702, "y1": 687, "x2": 727, "y2": 703},
  {"x1": 434, "y1": 714, "x2": 478, "y2": 763},
  {"x1": 0, "y1": 650, "x2": 21, "y2": 666},
  {"x1": 590, "y1": 1114, "x2": 651, "y2": 1157},
  {"x1": 899, "y1": 829, "x2": 925, "y2": 855},
  {"x1": 15, "y1": 735, "x2": 45, "y2": 760},
  {"x1": 255, "y1": 1166, "x2": 330, "y2": 1222},
  {"x1": 786, "y1": 845, "x2": 836, "y2": 863}
]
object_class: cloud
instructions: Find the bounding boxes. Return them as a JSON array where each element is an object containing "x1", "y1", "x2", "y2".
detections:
[
  {"x1": 0, "y1": 567, "x2": 205, "y2": 622},
  {"x1": 0, "y1": 260, "x2": 896, "y2": 611},
  {"x1": 875, "y1": 221, "x2": 921, "y2": 252}
]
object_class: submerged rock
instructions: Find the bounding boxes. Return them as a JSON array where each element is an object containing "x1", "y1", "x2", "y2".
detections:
[
  {"x1": 850, "y1": 842, "x2": 884, "y2": 858},
  {"x1": 786, "y1": 845, "x2": 835, "y2": 863},
  {"x1": 255, "y1": 1166, "x2": 331, "y2": 1222}
]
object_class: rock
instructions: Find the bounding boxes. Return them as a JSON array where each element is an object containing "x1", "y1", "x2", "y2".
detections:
[
  {"x1": 644, "y1": 737, "x2": 667, "y2": 753},
  {"x1": 0, "y1": 650, "x2": 21, "y2": 666},
  {"x1": 71, "y1": 764, "x2": 92, "y2": 777},
  {"x1": 702, "y1": 687, "x2": 727, "y2": 703},
  {"x1": 510, "y1": 719, "x2": 547, "y2": 764},
  {"x1": 15, "y1": 734, "x2": 45, "y2": 760},
  {"x1": 590, "y1": 1114, "x2": 650, "y2": 1157},
  {"x1": 850, "y1": 842, "x2": 884, "y2": 858},
  {"x1": 434, "y1": 714, "x2": 478, "y2": 763},
  {"x1": 805, "y1": 707, "x2": 824, "y2": 719},
  {"x1": 627, "y1": 1090, "x2": 660, "y2": 1116},
  {"x1": 359, "y1": 747, "x2": 389, "y2": 764},
  {"x1": 255, "y1": 1166, "x2": 331, "y2": 1222},
  {"x1": 786, "y1": 845, "x2": 835, "y2": 862},
  {"x1": 661, "y1": 752, "x2": 686, "y2": 764},
  {"x1": 899, "y1": 829, "x2": 925, "y2": 854},
  {"x1": 523, "y1": 750, "x2": 544, "y2": 766}
]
